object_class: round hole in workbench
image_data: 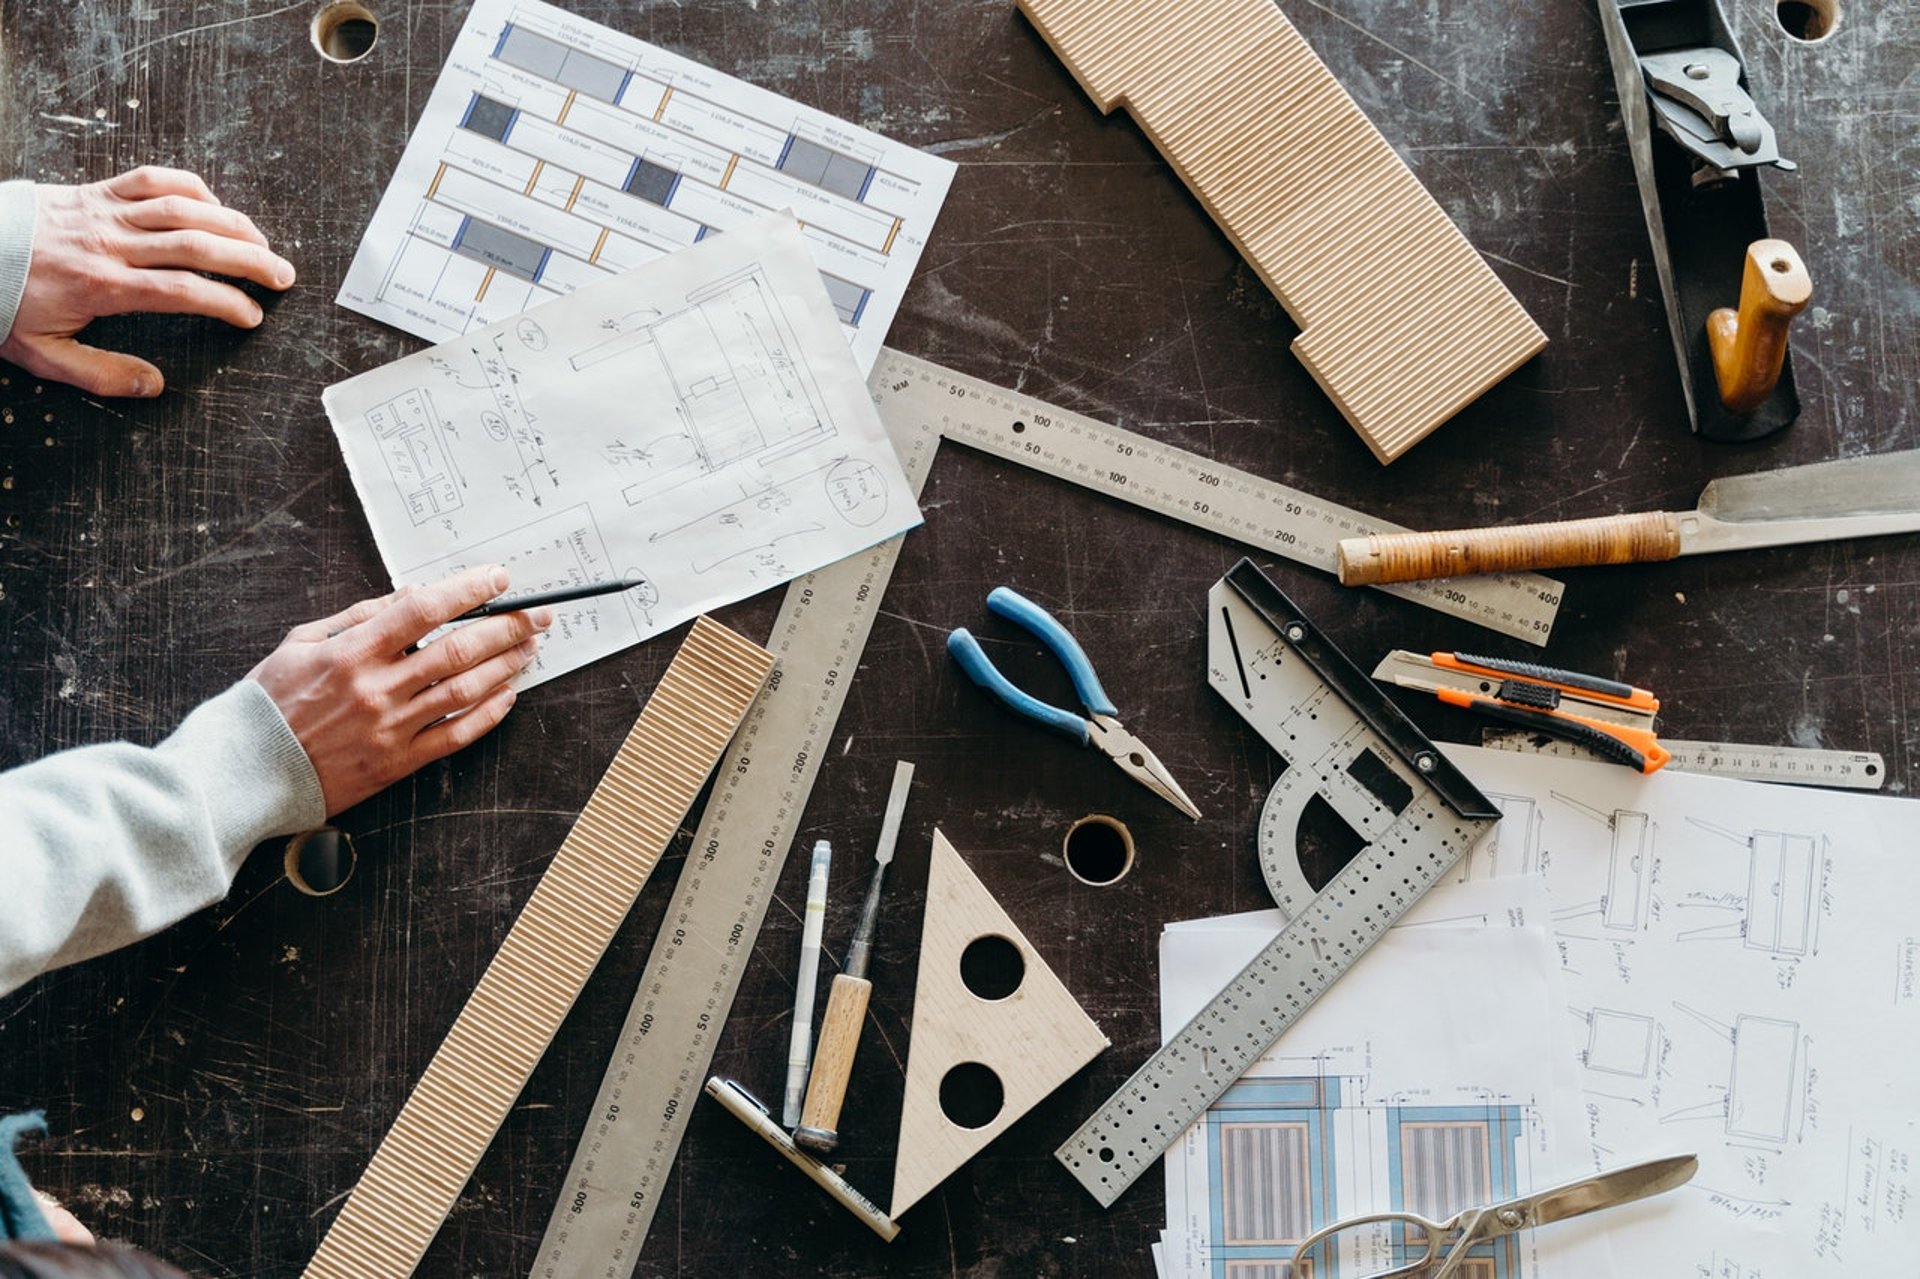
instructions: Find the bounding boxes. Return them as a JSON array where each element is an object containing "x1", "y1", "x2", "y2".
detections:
[
  {"x1": 312, "y1": 2, "x2": 379, "y2": 63},
  {"x1": 1776, "y1": 0, "x2": 1840, "y2": 41},
  {"x1": 1064, "y1": 813, "x2": 1135, "y2": 886},
  {"x1": 938, "y1": 1062, "x2": 1005, "y2": 1129},
  {"x1": 959, "y1": 934, "x2": 1025, "y2": 1000}
]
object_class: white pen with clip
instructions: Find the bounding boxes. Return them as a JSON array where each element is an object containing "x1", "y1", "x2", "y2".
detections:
[{"x1": 782, "y1": 839, "x2": 832, "y2": 1127}]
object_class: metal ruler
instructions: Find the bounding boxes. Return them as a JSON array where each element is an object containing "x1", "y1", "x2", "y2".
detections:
[
  {"x1": 869, "y1": 349, "x2": 1564, "y2": 645},
  {"x1": 1480, "y1": 728, "x2": 1887, "y2": 790},
  {"x1": 535, "y1": 348, "x2": 1551, "y2": 1272},
  {"x1": 1055, "y1": 559, "x2": 1502, "y2": 1207},
  {"x1": 530, "y1": 380, "x2": 943, "y2": 1278}
]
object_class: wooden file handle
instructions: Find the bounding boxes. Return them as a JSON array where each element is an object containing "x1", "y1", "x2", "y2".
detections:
[
  {"x1": 1707, "y1": 239, "x2": 1811, "y2": 415},
  {"x1": 794, "y1": 973, "x2": 871, "y2": 1154},
  {"x1": 1336, "y1": 511, "x2": 1683, "y2": 585}
]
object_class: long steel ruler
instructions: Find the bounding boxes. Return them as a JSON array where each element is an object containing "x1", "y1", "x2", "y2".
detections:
[
  {"x1": 1055, "y1": 560, "x2": 1502, "y2": 1207},
  {"x1": 306, "y1": 619, "x2": 775, "y2": 1279},
  {"x1": 529, "y1": 384, "x2": 943, "y2": 1278},
  {"x1": 1479, "y1": 728, "x2": 1887, "y2": 790},
  {"x1": 534, "y1": 348, "x2": 1552, "y2": 1275},
  {"x1": 869, "y1": 349, "x2": 1564, "y2": 645}
]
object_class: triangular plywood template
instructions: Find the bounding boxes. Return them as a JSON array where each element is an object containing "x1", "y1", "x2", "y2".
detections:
[
  {"x1": 1015, "y1": 0, "x2": 1546, "y2": 464},
  {"x1": 890, "y1": 830, "x2": 1108, "y2": 1217}
]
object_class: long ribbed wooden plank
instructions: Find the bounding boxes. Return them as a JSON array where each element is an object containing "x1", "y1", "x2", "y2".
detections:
[
  {"x1": 304, "y1": 617, "x2": 776, "y2": 1279},
  {"x1": 1015, "y1": 0, "x2": 1546, "y2": 463}
]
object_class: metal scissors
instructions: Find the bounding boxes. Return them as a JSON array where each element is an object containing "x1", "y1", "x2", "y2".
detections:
[
  {"x1": 947, "y1": 586, "x2": 1202, "y2": 820},
  {"x1": 1291, "y1": 1152, "x2": 1697, "y2": 1278}
]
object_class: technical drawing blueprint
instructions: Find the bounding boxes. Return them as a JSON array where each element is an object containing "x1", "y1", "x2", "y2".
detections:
[
  {"x1": 1158, "y1": 882, "x2": 1625, "y2": 1279},
  {"x1": 1441, "y1": 745, "x2": 1920, "y2": 1275},
  {"x1": 335, "y1": 0, "x2": 955, "y2": 372},
  {"x1": 323, "y1": 214, "x2": 920, "y2": 688}
]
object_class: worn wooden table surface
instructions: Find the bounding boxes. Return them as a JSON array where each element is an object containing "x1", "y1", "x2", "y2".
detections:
[{"x1": 2, "y1": 0, "x2": 1915, "y2": 1275}]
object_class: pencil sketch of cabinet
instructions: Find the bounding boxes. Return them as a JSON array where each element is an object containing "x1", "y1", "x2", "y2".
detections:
[
  {"x1": 1578, "y1": 1008, "x2": 1656, "y2": 1078},
  {"x1": 1551, "y1": 793, "x2": 1653, "y2": 932},
  {"x1": 1666, "y1": 1003, "x2": 1803, "y2": 1147},
  {"x1": 1685, "y1": 820, "x2": 1822, "y2": 957}
]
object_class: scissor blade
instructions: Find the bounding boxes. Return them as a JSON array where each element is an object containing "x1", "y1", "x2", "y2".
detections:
[
  {"x1": 1520, "y1": 1154, "x2": 1699, "y2": 1232},
  {"x1": 1092, "y1": 719, "x2": 1203, "y2": 820}
]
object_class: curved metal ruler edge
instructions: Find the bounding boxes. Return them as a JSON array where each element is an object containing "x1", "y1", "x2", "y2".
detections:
[{"x1": 303, "y1": 617, "x2": 776, "y2": 1279}]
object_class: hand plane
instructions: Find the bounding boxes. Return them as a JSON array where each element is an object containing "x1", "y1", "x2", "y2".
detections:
[{"x1": 1600, "y1": 0, "x2": 1807, "y2": 441}]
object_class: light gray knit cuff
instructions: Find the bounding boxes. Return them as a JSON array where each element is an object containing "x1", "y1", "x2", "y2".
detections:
[
  {"x1": 159, "y1": 680, "x2": 329, "y2": 873},
  {"x1": 0, "y1": 181, "x2": 36, "y2": 345}
]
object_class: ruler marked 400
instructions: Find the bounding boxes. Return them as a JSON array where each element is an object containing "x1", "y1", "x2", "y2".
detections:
[{"x1": 870, "y1": 350, "x2": 1564, "y2": 645}]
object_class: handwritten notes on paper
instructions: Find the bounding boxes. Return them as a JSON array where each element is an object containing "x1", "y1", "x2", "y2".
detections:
[{"x1": 323, "y1": 214, "x2": 921, "y2": 687}]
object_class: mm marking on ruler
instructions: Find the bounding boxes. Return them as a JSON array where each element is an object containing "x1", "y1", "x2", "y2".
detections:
[
  {"x1": 530, "y1": 392, "x2": 944, "y2": 1279},
  {"x1": 1053, "y1": 561, "x2": 1501, "y2": 1208},
  {"x1": 1480, "y1": 728, "x2": 1887, "y2": 790},
  {"x1": 869, "y1": 349, "x2": 1564, "y2": 645}
]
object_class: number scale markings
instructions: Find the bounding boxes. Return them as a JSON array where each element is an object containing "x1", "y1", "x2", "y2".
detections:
[
  {"x1": 869, "y1": 349, "x2": 1563, "y2": 645},
  {"x1": 1480, "y1": 728, "x2": 1887, "y2": 791},
  {"x1": 530, "y1": 394, "x2": 943, "y2": 1278},
  {"x1": 1054, "y1": 562, "x2": 1501, "y2": 1207}
]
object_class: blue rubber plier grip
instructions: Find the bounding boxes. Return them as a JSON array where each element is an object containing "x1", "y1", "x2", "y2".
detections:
[{"x1": 946, "y1": 587, "x2": 1118, "y2": 743}]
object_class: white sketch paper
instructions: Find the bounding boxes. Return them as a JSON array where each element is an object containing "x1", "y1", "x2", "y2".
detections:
[
  {"x1": 335, "y1": 0, "x2": 954, "y2": 372},
  {"x1": 323, "y1": 213, "x2": 920, "y2": 687},
  {"x1": 1158, "y1": 880, "x2": 1624, "y2": 1279},
  {"x1": 1440, "y1": 745, "x2": 1920, "y2": 1275}
]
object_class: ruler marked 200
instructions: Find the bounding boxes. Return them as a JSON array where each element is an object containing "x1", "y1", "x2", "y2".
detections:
[{"x1": 871, "y1": 350, "x2": 1564, "y2": 645}]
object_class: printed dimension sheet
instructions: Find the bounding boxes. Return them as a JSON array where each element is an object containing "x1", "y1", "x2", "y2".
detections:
[{"x1": 338, "y1": 0, "x2": 955, "y2": 370}]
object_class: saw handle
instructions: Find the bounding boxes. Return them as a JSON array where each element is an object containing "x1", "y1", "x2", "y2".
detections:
[
  {"x1": 1707, "y1": 239, "x2": 1811, "y2": 415},
  {"x1": 1337, "y1": 511, "x2": 1682, "y2": 585},
  {"x1": 794, "y1": 973, "x2": 871, "y2": 1154}
]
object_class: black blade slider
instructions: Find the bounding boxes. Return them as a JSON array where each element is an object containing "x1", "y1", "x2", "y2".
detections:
[{"x1": 1222, "y1": 558, "x2": 1501, "y2": 823}]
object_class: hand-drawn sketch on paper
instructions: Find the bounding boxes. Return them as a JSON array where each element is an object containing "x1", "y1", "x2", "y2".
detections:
[
  {"x1": 335, "y1": 0, "x2": 955, "y2": 372},
  {"x1": 1444, "y1": 745, "x2": 1920, "y2": 1276},
  {"x1": 324, "y1": 214, "x2": 920, "y2": 689}
]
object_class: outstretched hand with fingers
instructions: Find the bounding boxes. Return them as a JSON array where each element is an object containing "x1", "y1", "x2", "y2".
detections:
[
  {"x1": 247, "y1": 566, "x2": 550, "y2": 816},
  {"x1": 0, "y1": 166, "x2": 298, "y2": 397}
]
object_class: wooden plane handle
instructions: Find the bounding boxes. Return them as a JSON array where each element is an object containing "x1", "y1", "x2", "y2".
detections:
[
  {"x1": 1707, "y1": 239, "x2": 1812, "y2": 415},
  {"x1": 1337, "y1": 511, "x2": 1683, "y2": 585},
  {"x1": 794, "y1": 973, "x2": 872, "y2": 1154}
]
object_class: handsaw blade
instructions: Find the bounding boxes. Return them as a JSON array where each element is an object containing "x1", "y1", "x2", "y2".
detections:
[{"x1": 1684, "y1": 450, "x2": 1920, "y2": 554}]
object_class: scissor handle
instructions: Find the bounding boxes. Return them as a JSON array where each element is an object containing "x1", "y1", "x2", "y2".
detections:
[
  {"x1": 985, "y1": 587, "x2": 1118, "y2": 718},
  {"x1": 947, "y1": 628, "x2": 1092, "y2": 744},
  {"x1": 1291, "y1": 1210, "x2": 1450, "y2": 1279}
]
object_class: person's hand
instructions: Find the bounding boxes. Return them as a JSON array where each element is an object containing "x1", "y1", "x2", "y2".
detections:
[
  {"x1": 247, "y1": 566, "x2": 550, "y2": 815},
  {"x1": 32, "y1": 1191, "x2": 94, "y2": 1245},
  {"x1": 0, "y1": 166, "x2": 297, "y2": 397}
]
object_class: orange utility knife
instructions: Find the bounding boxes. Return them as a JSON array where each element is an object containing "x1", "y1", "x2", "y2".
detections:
[{"x1": 1371, "y1": 650, "x2": 1673, "y2": 774}]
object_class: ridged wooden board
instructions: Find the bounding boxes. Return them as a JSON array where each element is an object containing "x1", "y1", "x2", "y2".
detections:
[
  {"x1": 304, "y1": 617, "x2": 776, "y2": 1279},
  {"x1": 1015, "y1": 0, "x2": 1547, "y2": 463},
  {"x1": 889, "y1": 830, "x2": 1108, "y2": 1218}
]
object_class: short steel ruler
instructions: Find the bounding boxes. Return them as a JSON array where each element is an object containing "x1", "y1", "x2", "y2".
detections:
[
  {"x1": 1480, "y1": 728, "x2": 1886, "y2": 790},
  {"x1": 869, "y1": 349, "x2": 1564, "y2": 645},
  {"x1": 530, "y1": 383, "x2": 944, "y2": 1277},
  {"x1": 1055, "y1": 559, "x2": 1502, "y2": 1207}
]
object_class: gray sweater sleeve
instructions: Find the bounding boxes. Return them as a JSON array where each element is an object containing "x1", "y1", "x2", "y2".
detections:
[
  {"x1": 0, "y1": 680, "x2": 327, "y2": 995},
  {"x1": 0, "y1": 180, "x2": 36, "y2": 343}
]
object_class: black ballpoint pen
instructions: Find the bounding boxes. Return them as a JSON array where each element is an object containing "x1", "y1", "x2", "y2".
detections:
[{"x1": 450, "y1": 576, "x2": 647, "y2": 621}]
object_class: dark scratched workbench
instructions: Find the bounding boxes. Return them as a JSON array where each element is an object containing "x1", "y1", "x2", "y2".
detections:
[{"x1": 2, "y1": 0, "x2": 1916, "y2": 1275}]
